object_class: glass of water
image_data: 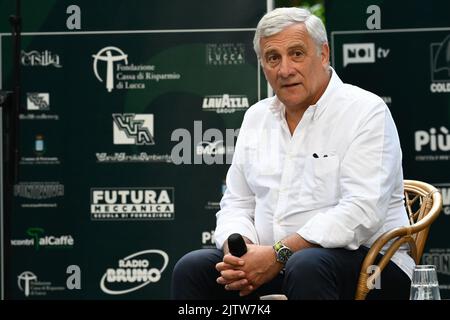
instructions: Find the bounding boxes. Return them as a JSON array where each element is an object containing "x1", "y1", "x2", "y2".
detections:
[{"x1": 409, "y1": 265, "x2": 441, "y2": 300}]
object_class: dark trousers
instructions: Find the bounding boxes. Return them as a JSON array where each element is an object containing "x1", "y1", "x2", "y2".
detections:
[{"x1": 171, "y1": 246, "x2": 411, "y2": 300}]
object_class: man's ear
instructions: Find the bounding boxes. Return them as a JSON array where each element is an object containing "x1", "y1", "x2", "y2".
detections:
[{"x1": 321, "y1": 43, "x2": 330, "y2": 67}]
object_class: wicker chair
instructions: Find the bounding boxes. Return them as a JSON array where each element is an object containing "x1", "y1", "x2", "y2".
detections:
[{"x1": 355, "y1": 179, "x2": 443, "y2": 300}]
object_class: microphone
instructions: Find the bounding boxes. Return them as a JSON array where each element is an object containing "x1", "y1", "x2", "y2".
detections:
[{"x1": 227, "y1": 233, "x2": 247, "y2": 257}]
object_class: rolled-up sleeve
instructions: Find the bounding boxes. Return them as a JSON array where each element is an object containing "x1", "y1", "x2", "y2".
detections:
[{"x1": 298, "y1": 101, "x2": 402, "y2": 249}]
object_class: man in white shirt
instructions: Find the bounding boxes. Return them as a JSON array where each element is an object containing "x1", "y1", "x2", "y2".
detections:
[{"x1": 171, "y1": 7, "x2": 413, "y2": 299}]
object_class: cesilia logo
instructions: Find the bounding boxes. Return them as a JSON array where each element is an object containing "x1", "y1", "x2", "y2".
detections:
[{"x1": 21, "y1": 50, "x2": 62, "y2": 68}]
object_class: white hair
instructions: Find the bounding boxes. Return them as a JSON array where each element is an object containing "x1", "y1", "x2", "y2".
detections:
[{"x1": 253, "y1": 7, "x2": 328, "y2": 59}]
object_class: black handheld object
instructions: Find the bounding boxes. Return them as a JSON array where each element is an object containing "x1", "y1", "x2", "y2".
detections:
[{"x1": 227, "y1": 233, "x2": 247, "y2": 257}]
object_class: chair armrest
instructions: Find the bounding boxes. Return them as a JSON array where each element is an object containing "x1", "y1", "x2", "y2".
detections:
[{"x1": 355, "y1": 225, "x2": 417, "y2": 300}]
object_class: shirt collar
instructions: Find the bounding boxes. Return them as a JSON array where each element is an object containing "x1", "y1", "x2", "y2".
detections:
[{"x1": 269, "y1": 67, "x2": 343, "y2": 121}]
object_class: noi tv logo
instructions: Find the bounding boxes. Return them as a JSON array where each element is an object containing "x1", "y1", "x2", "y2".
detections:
[
  {"x1": 100, "y1": 249, "x2": 169, "y2": 295},
  {"x1": 343, "y1": 43, "x2": 375, "y2": 67},
  {"x1": 342, "y1": 43, "x2": 390, "y2": 67},
  {"x1": 92, "y1": 46, "x2": 128, "y2": 92}
]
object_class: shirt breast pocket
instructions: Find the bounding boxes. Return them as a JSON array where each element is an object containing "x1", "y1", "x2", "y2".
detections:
[{"x1": 299, "y1": 154, "x2": 340, "y2": 208}]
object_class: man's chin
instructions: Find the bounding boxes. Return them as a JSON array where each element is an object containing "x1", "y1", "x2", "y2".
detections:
[{"x1": 278, "y1": 96, "x2": 306, "y2": 109}]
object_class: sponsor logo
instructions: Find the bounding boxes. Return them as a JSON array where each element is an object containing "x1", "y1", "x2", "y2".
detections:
[
  {"x1": 342, "y1": 43, "x2": 389, "y2": 67},
  {"x1": 90, "y1": 188, "x2": 175, "y2": 220},
  {"x1": 17, "y1": 271, "x2": 37, "y2": 297},
  {"x1": 20, "y1": 134, "x2": 60, "y2": 165},
  {"x1": 100, "y1": 249, "x2": 169, "y2": 295},
  {"x1": 202, "y1": 231, "x2": 215, "y2": 248},
  {"x1": 20, "y1": 93, "x2": 59, "y2": 121},
  {"x1": 172, "y1": 123, "x2": 281, "y2": 166},
  {"x1": 196, "y1": 140, "x2": 229, "y2": 156},
  {"x1": 414, "y1": 126, "x2": 450, "y2": 161},
  {"x1": 435, "y1": 183, "x2": 450, "y2": 215},
  {"x1": 11, "y1": 227, "x2": 74, "y2": 250},
  {"x1": 423, "y1": 249, "x2": 450, "y2": 276},
  {"x1": 92, "y1": 46, "x2": 181, "y2": 92},
  {"x1": 202, "y1": 94, "x2": 249, "y2": 113},
  {"x1": 96, "y1": 113, "x2": 170, "y2": 164},
  {"x1": 430, "y1": 34, "x2": 450, "y2": 93},
  {"x1": 21, "y1": 50, "x2": 62, "y2": 68},
  {"x1": 206, "y1": 43, "x2": 245, "y2": 66},
  {"x1": 27, "y1": 93, "x2": 49, "y2": 110},
  {"x1": 113, "y1": 113, "x2": 155, "y2": 145},
  {"x1": 171, "y1": 121, "x2": 239, "y2": 165},
  {"x1": 92, "y1": 46, "x2": 128, "y2": 92},
  {"x1": 95, "y1": 152, "x2": 172, "y2": 163},
  {"x1": 14, "y1": 181, "x2": 64, "y2": 208},
  {"x1": 35, "y1": 134, "x2": 45, "y2": 155},
  {"x1": 18, "y1": 271, "x2": 65, "y2": 297}
]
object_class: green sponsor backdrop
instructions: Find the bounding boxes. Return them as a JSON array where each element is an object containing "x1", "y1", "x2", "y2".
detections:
[
  {"x1": 0, "y1": 0, "x2": 267, "y2": 299},
  {"x1": 326, "y1": 0, "x2": 450, "y2": 298},
  {"x1": 3, "y1": 0, "x2": 448, "y2": 300}
]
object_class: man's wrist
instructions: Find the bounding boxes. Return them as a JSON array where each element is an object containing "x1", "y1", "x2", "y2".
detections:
[{"x1": 273, "y1": 240, "x2": 293, "y2": 265}]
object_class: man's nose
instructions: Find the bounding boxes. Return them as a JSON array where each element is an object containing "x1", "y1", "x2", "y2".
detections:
[{"x1": 278, "y1": 58, "x2": 295, "y2": 78}]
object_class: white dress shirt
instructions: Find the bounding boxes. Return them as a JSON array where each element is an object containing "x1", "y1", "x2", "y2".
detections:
[{"x1": 214, "y1": 68, "x2": 415, "y2": 278}]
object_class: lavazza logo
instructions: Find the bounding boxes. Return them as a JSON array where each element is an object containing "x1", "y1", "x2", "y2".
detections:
[
  {"x1": 430, "y1": 34, "x2": 450, "y2": 93},
  {"x1": 202, "y1": 94, "x2": 249, "y2": 114},
  {"x1": 100, "y1": 249, "x2": 169, "y2": 295},
  {"x1": 90, "y1": 188, "x2": 175, "y2": 220},
  {"x1": 113, "y1": 113, "x2": 155, "y2": 145},
  {"x1": 92, "y1": 46, "x2": 181, "y2": 92},
  {"x1": 414, "y1": 126, "x2": 450, "y2": 161}
]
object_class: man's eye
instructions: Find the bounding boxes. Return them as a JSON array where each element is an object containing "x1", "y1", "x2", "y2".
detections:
[
  {"x1": 267, "y1": 55, "x2": 279, "y2": 63},
  {"x1": 293, "y1": 51, "x2": 304, "y2": 57}
]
